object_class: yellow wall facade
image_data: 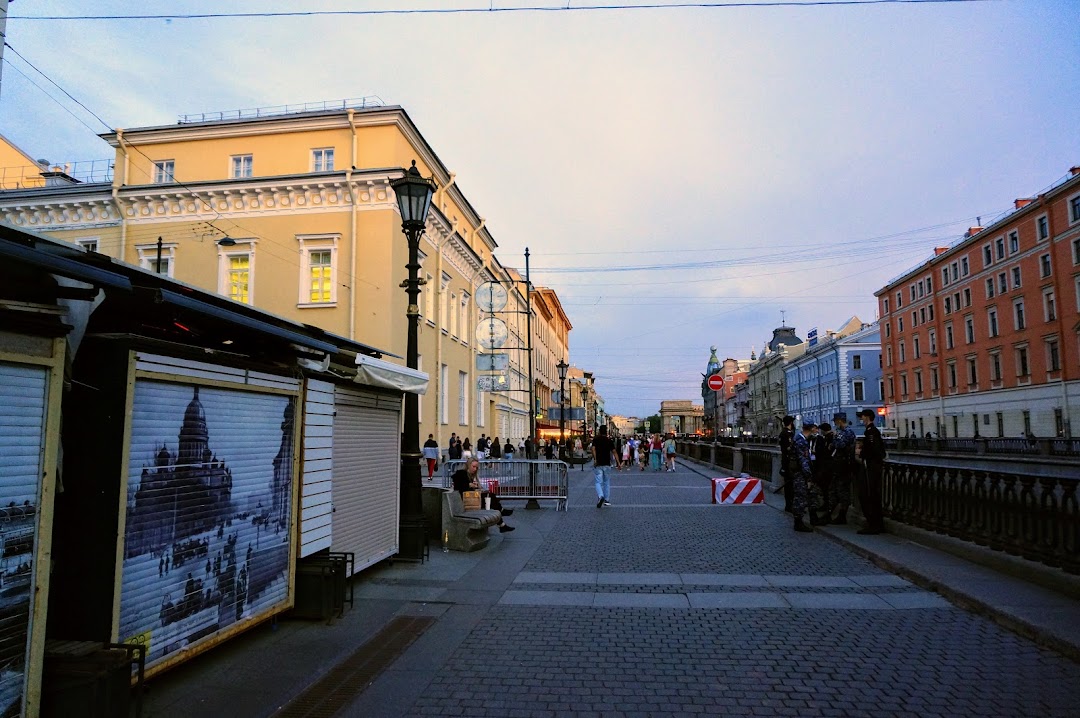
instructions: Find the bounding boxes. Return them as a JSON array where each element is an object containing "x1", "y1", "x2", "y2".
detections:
[
  {"x1": 0, "y1": 133, "x2": 45, "y2": 189},
  {"x1": 0, "y1": 106, "x2": 536, "y2": 447}
]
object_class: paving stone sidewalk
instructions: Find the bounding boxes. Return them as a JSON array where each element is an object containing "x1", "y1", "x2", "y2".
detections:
[
  {"x1": 343, "y1": 461, "x2": 1080, "y2": 718},
  {"x1": 142, "y1": 459, "x2": 1080, "y2": 718}
]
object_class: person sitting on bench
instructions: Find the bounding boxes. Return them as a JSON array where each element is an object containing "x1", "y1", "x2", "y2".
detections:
[{"x1": 451, "y1": 457, "x2": 515, "y2": 532}]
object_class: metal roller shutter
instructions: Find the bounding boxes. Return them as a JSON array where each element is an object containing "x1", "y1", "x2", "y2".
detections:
[
  {"x1": 0, "y1": 362, "x2": 47, "y2": 717},
  {"x1": 299, "y1": 380, "x2": 335, "y2": 558},
  {"x1": 331, "y1": 387, "x2": 401, "y2": 573},
  {"x1": 120, "y1": 374, "x2": 299, "y2": 673}
]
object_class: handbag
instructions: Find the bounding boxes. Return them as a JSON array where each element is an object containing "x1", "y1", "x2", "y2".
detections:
[{"x1": 462, "y1": 490, "x2": 481, "y2": 512}]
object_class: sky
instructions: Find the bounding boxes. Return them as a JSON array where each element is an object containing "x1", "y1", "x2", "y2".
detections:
[{"x1": 2, "y1": 0, "x2": 1079, "y2": 418}]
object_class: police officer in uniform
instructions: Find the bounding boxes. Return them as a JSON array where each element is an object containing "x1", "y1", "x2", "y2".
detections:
[
  {"x1": 809, "y1": 422, "x2": 833, "y2": 525},
  {"x1": 778, "y1": 415, "x2": 796, "y2": 513},
  {"x1": 789, "y1": 422, "x2": 815, "y2": 532},
  {"x1": 829, "y1": 413, "x2": 856, "y2": 524},
  {"x1": 856, "y1": 409, "x2": 886, "y2": 534}
]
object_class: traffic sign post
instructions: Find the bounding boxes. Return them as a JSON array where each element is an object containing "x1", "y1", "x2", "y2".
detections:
[{"x1": 707, "y1": 374, "x2": 725, "y2": 437}]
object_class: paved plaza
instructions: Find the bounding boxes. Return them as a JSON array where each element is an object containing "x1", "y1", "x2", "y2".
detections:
[{"x1": 146, "y1": 460, "x2": 1080, "y2": 718}]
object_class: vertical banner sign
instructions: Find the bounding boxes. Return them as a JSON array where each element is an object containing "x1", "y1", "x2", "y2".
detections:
[{"x1": 120, "y1": 380, "x2": 296, "y2": 670}]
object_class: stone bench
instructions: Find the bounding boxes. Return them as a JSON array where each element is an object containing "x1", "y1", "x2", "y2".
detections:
[{"x1": 441, "y1": 490, "x2": 503, "y2": 552}]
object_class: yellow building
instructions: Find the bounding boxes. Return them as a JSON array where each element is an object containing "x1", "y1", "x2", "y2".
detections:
[
  {"x1": 0, "y1": 132, "x2": 44, "y2": 189},
  {"x1": 0, "y1": 100, "x2": 555, "y2": 446}
]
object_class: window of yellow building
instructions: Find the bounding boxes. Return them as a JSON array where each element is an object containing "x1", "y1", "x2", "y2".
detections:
[
  {"x1": 228, "y1": 255, "x2": 250, "y2": 303},
  {"x1": 217, "y1": 240, "x2": 255, "y2": 304},
  {"x1": 230, "y1": 154, "x2": 253, "y2": 179},
  {"x1": 312, "y1": 148, "x2": 334, "y2": 172},
  {"x1": 449, "y1": 292, "x2": 458, "y2": 337},
  {"x1": 439, "y1": 273, "x2": 450, "y2": 330},
  {"x1": 297, "y1": 234, "x2": 338, "y2": 307},
  {"x1": 424, "y1": 272, "x2": 435, "y2": 323},
  {"x1": 135, "y1": 241, "x2": 176, "y2": 278},
  {"x1": 460, "y1": 293, "x2": 470, "y2": 344},
  {"x1": 152, "y1": 160, "x2": 175, "y2": 184}
]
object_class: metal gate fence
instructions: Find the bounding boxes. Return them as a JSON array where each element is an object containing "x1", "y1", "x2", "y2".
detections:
[{"x1": 441, "y1": 460, "x2": 569, "y2": 510}]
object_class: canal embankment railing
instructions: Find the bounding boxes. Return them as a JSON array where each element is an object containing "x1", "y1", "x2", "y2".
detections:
[{"x1": 676, "y1": 440, "x2": 1080, "y2": 577}]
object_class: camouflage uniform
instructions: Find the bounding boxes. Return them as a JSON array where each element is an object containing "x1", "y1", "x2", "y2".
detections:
[
  {"x1": 789, "y1": 431, "x2": 812, "y2": 518},
  {"x1": 807, "y1": 431, "x2": 828, "y2": 512},
  {"x1": 830, "y1": 425, "x2": 856, "y2": 510}
]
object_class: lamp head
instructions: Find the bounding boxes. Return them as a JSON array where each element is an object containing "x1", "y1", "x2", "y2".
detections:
[
  {"x1": 391, "y1": 160, "x2": 436, "y2": 228},
  {"x1": 556, "y1": 358, "x2": 569, "y2": 381},
  {"x1": 217, "y1": 236, "x2": 237, "y2": 247}
]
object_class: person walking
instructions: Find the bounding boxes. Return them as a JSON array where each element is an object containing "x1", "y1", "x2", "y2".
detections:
[
  {"x1": 663, "y1": 433, "x2": 677, "y2": 471},
  {"x1": 503, "y1": 438, "x2": 515, "y2": 461},
  {"x1": 857, "y1": 409, "x2": 887, "y2": 535},
  {"x1": 789, "y1": 422, "x2": 814, "y2": 532},
  {"x1": 476, "y1": 434, "x2": 488, "y2": 460},
  {"x1": 779, "y1": 416, "x2": 796, "y2": 512},
  {"x1": 489, "y1": 436, "x2": 502, "y2": 460},
  {"x1": 462, "y1": 437, "x2": 472, "y2": 460},
  {"x1": 829, "y1": 413, "x2": 855, "y2": 524},
  {"x1": 649, "y1": 434, "x2": 663, "y2": 471},
  {"x1": 544, "y1": 438, "x2": 554, "y2": 460},
  {"x1": 591, "y1": 425, "x2": 621, "y2": 507},
  {"x1": 448, "y1": 436, "x2": 462, "y2": 462},
  {"x1": 422, "y1": 434, "x2": 439, "y2": 479}
]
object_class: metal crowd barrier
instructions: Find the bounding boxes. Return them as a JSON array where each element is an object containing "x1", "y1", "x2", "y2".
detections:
[{"x1": 441, "y1": 459, "x2": 569, "y2": 510}]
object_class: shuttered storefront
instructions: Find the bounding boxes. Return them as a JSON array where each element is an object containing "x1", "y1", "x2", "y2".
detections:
[
  {"x1": 331, "y1": 387, "x2": 401, "y2": 573},
  {"x1": 0, "y1": 362, "x2": 47, "y2": 717},
  {"x1": 299, "y1": 380, "x2": 334, "y2": 558},
  {"x1": 118, "y1": 354, "x2": 300, "y2": 675}
]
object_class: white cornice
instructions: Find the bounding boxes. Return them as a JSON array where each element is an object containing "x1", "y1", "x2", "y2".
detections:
[
  {"x1": 0, "y1": 172, "x2": 398, "y2": 230},
  {"x1": 106, "y1": 108, "x2": 496, "y2": 250}
]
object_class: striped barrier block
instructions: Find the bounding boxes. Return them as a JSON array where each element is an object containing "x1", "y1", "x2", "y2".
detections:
[{"x1": 712, "y1": 477, "x2": 764, "y2": 505}]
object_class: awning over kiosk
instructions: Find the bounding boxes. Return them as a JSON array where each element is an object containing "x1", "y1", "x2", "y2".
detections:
[{"x1": 354, "y1": 353, "x2": 429, "y2": 395}]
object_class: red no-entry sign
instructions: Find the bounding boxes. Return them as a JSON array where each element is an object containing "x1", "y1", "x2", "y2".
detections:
[{"x1": 707, "y1": 373, "x2": 725, "y2": 391}]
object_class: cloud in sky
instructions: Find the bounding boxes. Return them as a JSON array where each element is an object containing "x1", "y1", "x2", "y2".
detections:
[{"x1": 3, "y1": 0, "x2": 1079, "y2": 416}]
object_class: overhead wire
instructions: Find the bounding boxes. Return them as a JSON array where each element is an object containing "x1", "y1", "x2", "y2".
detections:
[
  {"x1": 3, "y1": 40, "x2": 385, "y2": 292},
  {"x1": 8, "y1": 0, "x2": 998, "y2": 22}
]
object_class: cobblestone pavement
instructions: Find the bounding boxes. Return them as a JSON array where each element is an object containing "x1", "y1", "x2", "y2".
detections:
[{"x1": 391, "y1": 462, "x2": 1080, "y2": 717}]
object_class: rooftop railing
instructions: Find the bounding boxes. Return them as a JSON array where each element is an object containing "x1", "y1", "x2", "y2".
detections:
[
  {"x1": 0, "y1": 159, "x2": 113, "y2": 190},
  {"x1": 178, "y1": 96, "x2": 385, "y2": 124}
]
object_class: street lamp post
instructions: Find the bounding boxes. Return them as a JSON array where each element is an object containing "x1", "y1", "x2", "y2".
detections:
[
  {"x1": 391, "y1": 160, "x2": 436, "y2": 562},
  {"x1": 557, "y1": 358, "x2": 569, "y2": 461}
]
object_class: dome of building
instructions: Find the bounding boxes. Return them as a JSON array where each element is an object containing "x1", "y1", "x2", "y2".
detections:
[
  {"x1": 179, "y1": 386, "x2": 209, "y2": 456},
  {"x1": 705, "y1": 345, "x2": 721, "y2": 375},
  {"x1": 768, "y1": 326, "x2": 803, "y2": 352}
]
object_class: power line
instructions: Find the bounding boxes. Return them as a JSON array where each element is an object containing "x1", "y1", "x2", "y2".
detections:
[
  {"x1": 8, "y1": 0, "x2": 996, "y2": 22},
  {"x1": 3, "y1": 40, "x2": 386, "y2": 291},
  {"x1": 1, "y1": 58, "x2": 103, "y2": 138}
]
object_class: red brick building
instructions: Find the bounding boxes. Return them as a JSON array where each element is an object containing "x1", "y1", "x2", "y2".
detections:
[{"x1": 876, "y1": 167, "x2": 1080, "y2": 439}]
